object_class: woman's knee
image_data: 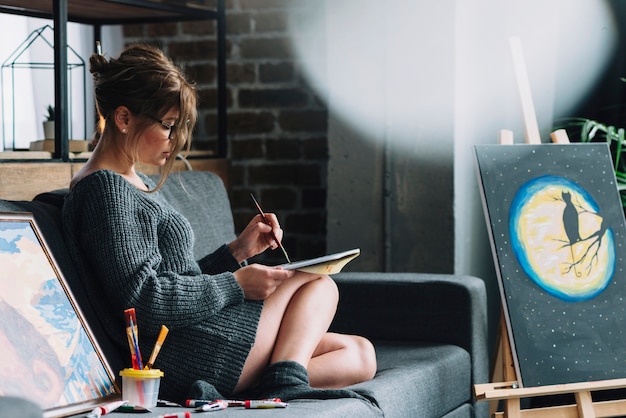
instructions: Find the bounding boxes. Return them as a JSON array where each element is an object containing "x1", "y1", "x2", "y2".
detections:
[
  {"x1": 316, "y1": 275, "x2": 339, "y2": 305},
  {"x1": 353, "y1": 336, "x2": 377, "y2": 380},
  {"x1": 335, "y1": 335, "x2": 377, "y2": 383}
]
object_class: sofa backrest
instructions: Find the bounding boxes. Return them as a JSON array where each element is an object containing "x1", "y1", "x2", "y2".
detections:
[{"x1": 153, "y1": 171, "x2": 237, "y2": 260}]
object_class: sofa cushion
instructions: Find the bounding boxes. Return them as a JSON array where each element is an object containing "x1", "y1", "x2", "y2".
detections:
[
  {"x1": 0, "y1": 396, "x2": 42, "y2": 418},
  {"x1": 103, "y1": 341, "x2": 471, "y2": 418},
  {"x1": 351, "y1": 342, "x2": 471, "y2": 418}
]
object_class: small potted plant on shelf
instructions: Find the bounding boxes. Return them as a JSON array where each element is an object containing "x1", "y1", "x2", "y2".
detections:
[{"x1": 43, "y1": 105, "x2": 55, "y2": 139}]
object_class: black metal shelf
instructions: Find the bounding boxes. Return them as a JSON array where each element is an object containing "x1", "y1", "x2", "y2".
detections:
[
  {"x1": 0, "y1": 0, "x2": 227, "y2": 160},
  {"x1": 0, "y1": 0, "x2": 219, "y2": 25}
]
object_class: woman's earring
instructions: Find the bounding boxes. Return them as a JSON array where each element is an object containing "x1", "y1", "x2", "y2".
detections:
[{"x1": 122, "y1": 128, "x2": 128, "y2": 134}]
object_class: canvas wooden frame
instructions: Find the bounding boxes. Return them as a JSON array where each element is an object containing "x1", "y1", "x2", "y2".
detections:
[{"x1": 0, "y1": 212, "x2": 120, "y2": 417}]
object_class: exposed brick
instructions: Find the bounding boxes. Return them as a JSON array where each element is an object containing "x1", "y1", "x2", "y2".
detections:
[
  {"x1": 127, "y1": 0, "x2": 329, "y2": 257},
  {"x1": 230, "y1": 138, "x2": 265, "y2": 159},
  {"x1": 259, "y1": 62, "x2": 295, "y2": 83},
  {"x1": 290, "y1": 239, "x2": 326, "y2": 259},
  {"x1": 261, "y1": 188, "x2": 298, "y2": 210},
  {"x1": 197, "y1": 88, "x2": 233, "y2": 110},
  {"x1": 169, "y1": 40, "x2": 219, "y2": 61},
  {"x1": 227, "y1": 13, "x2": 252, "y2": 35},
  {"x1": 266, "y1": 138, "x2": 300, "y2": 160},
  {"x1": 248, "y1": 164, "x2": 320, "y2": 186},
  {"x1": 302, "y1": 188, "x2": 326, "y2": 209},
  {"x1": 229, "y1": 164, "x2": 246, "y2": 186},
  {"x1": 203, "y1": 114, "x2": 219, "y2": 135},
  {"x1": 254, "y1": 11, "x2": 289, "y2": 33},
  {"x1": 239, "y1": 88, "x2": 307, "y2": 108},
  {"x1": 190, "y1": 137, "x2": 217, "y2": 151},
  {"x1": 122, "y1": 24, "x2": 143, "y2": 38},
  {"x1": 232, "y1": 212, "x2": 254, "y2": 235},
  {"x1": 183, "y1": 20, "x2": 216, "y2": 36},
  {"x1": 230, "y1": 189, "x2": 257, "y2": 209},
  {"x1": 302, "y1": 137, "x2": 327, "y2": 159},
  {"x1": 188, "y1": 63, "x2": 217, "y2": 84},
  {"x1": 240, "y1": 0, "x2": 296, "y2": 10},
  {"x1": 205, "y1": 0, "x2": 219, "y2": 8},
  {"x1": 228, "y1": 112, "x2": 275, "y2": 135},
  {"x1": 239, "y1": 38, "x2": 294, "y2": 59},
  {"x1": 124, "y1": 39, "x2": 163, "y2": 50},
  {"x1": 278, "y1": 110, "x2": 327, "y2": 132},
  {"x1": 285, "y1": 212, "x2": 325, "y2": 234},
  {"x1": 145, "y1": 22, "x2": 179, "y2": 37},
  {"x1": 309, "y1": 91, "x2": 326, "y2": 108},
  {"x1": 227, "y1": 63, "x2": 256, "y2": 84}
]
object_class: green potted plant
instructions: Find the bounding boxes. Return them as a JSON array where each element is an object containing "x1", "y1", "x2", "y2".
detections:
[
  {"x1": 43, "y1": 105, "x2": 55, "y2": 139},
  {"x1": 560, "y1": 117, "x2": 626, "y2": 207}
]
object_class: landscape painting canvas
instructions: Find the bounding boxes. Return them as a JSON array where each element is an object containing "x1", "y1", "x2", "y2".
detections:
[
  {"x1": 0, "y1": 212, "x2": 119, "y2": 417},
  {"x1": 475, "y1": 143, "x2": 626, "y2": 387}
]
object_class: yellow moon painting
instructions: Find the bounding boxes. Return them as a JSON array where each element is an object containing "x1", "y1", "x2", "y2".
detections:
[{"x1": 510, "y1": 175, "x2": 615, "y2": 302}]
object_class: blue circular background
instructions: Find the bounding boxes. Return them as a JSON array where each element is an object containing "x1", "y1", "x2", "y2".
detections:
[{"x1": 509, "y1": 174, "x2": 614, "y2": 302}]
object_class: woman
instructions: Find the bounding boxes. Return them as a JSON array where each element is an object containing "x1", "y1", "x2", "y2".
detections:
[{"x1": 62, "y1": 44, "x2": 376, "y2": 403}]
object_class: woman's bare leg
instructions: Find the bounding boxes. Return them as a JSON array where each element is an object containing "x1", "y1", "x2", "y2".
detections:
[
  {"x1": 268, "y1": 275, "x2": 338, "y2": 365},
  {"x1": 307, "y1": 333, "x2": 377, "y2": 389},
  {"x1": 234, "y1": 272, "x2": 376, "y2": 393},
  {"x1": 234, "y1": 272, "x2": 337, "y2": 392}
]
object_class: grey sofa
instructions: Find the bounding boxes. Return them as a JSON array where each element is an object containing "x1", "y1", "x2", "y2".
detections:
[{"x1": 0, "y1": 170, "x2": 489, "y2": 418}]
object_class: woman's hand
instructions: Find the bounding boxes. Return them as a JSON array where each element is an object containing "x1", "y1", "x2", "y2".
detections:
[
  {"x1": 233, "y1": 264, "x2": 294, "y2": 300},
  {"x1": 228, "y1": 214, "x2": 284, "y2": 263}
]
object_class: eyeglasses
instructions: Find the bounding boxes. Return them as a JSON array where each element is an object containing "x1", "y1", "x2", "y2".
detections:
[{"x1": 146, "y1": 115, "x2": 187, "y2": 140}]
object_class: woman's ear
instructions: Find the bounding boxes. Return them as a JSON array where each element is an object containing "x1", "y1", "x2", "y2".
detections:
[{"x1": 113, "y1": 106, "x2": 131, "y2": 134}]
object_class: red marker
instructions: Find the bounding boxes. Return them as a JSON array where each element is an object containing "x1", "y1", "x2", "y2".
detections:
[
  {"x1": 245, "y1": 400, "x2": 288, "y2": 409},
  {"x1": 87, "y1": 400, "x2": 128, "y2": 417},
  {"x1": 157, "y1": 412, "x2": 191, "y2": 418}
]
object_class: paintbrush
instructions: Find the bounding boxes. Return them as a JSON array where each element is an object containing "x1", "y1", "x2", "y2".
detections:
[
  {"x1": 124, "y1": 308, "x2": 143, "y2": 369},
  {"x1": 144, "y1": 325, "x2": 169, "y2": 369},
  {"x1": 250, "y1": 193, "x2": 291, "y2": 264}
]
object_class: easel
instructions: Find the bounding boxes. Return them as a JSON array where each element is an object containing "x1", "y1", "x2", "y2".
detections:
[
  {"x1": 474, "y1": 38, "x2": 626, "y2": 417},
  {"x1": 475, "y1": 316, "x2": 626, "y2": 417}
]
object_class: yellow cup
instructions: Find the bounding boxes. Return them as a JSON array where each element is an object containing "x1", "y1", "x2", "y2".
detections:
[{"x1": 119, "y1": 368, "x2": 164, "y2": 408}]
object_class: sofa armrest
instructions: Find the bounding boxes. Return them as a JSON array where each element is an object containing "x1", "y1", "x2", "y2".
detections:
[{"x1": 331, "y1": 272, "x2": 489, "y2": 389}]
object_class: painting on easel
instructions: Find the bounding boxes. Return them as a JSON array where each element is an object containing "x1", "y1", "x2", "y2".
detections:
[{"x1": 475, "y1": 143, "x2": 626, "y2": 387}]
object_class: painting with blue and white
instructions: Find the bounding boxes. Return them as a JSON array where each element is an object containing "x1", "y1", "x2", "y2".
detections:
[
  {"x1": 475, "y1": 143, "x2": 626, "y2": 387},
  {"x1": 0, "y1": 218, "x2": 117, "y2": 410}
]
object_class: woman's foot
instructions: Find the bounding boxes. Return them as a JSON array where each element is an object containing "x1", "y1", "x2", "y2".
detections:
[{"x1": 253, "y1": 360, "x2": 367, "y2": 402}]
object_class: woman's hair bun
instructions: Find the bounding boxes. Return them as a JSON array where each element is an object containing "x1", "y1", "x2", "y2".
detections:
[{"x1": 89, "y1": 53, "x2": 109, "y2": 76}]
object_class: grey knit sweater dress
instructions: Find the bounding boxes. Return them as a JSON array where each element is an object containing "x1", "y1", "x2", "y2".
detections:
[{"x1": 62, "y1": 170, "x2": 263, "y2": 402}]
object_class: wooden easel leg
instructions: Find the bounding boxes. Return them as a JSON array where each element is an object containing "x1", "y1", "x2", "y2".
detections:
[
  {"x1": 490, "y1": 314, "x2": 519, "y2": 416},
  {"x1": 575, "y1": 390, "x2": 595, "y2": 418},
  {"x1": 503, "y1": 397, "x2": 521, "y2": 418},
  {"x1": 500, "y1": 316, "x2": 517, "y2": 382}
]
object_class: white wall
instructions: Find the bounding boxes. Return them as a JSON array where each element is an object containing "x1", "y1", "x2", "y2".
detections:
[{"x1": 290, "y1": 0, "x2": 618, "y2": 349}]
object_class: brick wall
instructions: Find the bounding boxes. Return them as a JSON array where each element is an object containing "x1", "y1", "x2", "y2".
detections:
[{"x1": 124, "y1": 0, "x2": 327, "y2": 264}]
